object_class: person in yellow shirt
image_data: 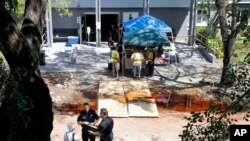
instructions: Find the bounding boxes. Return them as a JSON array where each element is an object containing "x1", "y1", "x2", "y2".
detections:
[
  {"x1": 110, "y1": 46, "x2": 120, "y2": 77},
  {"x1": 131, "y1": 47, "x2": 144, "y2": 78},
  {"x1": 146, "y1": 46, "x2": 156, "y2": 77}
]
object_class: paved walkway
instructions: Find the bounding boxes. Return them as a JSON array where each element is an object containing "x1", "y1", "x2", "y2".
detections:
[{"x1": 40, "y1": 42, "x2": 222, "y2": 86}]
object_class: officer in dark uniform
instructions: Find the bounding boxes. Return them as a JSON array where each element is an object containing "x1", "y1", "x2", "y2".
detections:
[
  {"x1": 89, "y1": 108, "x2": 114, "y2": 141},
  {"x1": 77, "y1": 102, "x2": 99, "y2": 141}
]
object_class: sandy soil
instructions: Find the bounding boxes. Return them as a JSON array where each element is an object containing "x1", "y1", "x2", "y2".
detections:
[{"x1": 51, "y1": 110, "x2": 190, "y2": 141}]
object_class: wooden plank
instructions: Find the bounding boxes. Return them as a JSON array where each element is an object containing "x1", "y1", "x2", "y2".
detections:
[
  {"x1": 128, "y1": 98, "x2": 159, "y2": 117},
  {"x1": 99, "y1": 81, "x2": 124, "y2": 97},
  {"x1": 98, "y1": 99, "x2": 128, "y2": 118},
  {"x1": 98, "y1": 81, "x2": 128, "y2": 117},
  {"x1": 98, "y1": 81, "x2": 159, "y2": 118},
  {"x1": 123, "y1": 80, "x2": 151, "y2": 98}
]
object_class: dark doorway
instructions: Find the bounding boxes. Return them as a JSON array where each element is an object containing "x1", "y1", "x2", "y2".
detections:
[
  {"x1": 81, "y1": 14, "x2": 119, "y2": 42},
  {"x1": 85, "y1": 15, "x2": 96, "y2": 41},
  {"x1": 101, "y1": 14, "x2": 119, "y2": 41}
]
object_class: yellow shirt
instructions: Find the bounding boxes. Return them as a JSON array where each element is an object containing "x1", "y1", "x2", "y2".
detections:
[
  {"x1": 131, "y1": 52, "x2": 144, "y2": 65},
  {"x1": 147, "y1": 51, "x2": 154, "y2": 61},
  {"x1": 111, "y1": 50, "x2": 119, "y2": 63}
]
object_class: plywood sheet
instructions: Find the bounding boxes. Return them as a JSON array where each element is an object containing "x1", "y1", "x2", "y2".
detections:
[
  {"x1": 128, "y1": 98, "x2": 159, "y2": 117},
  {"x1": 98, "y1": 81, "x2": 158, "y2": 118},
  {"x1": 124, "y1": 80, "x2": 151, "y2": 98},
  {"x1": 99, "y1": 81, "x2": 124, "y2": 97},
  {"x1": 98, "y1": 98, "x2": 128, "y2": 117}
]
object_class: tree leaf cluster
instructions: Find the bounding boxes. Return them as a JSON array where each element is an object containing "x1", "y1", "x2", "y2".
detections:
[{"x1": 180, "y1": 51, "x2": 250, "y2": 140}]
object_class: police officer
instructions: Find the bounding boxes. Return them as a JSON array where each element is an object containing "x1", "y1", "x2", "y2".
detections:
[
  {"x1": 146, "y1": 46, "x2": 156, "y2": 77},
  {"x1": 89, "y1": 108, "x2": 114, "y2": 141},
  {"x1": 77, "y1": 102, "x2": 99, "y2": 141}
]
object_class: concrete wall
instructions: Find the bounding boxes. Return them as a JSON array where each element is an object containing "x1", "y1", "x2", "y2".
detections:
[
  {"x1": 150, "y1": 8, "x2": 189, "y2": 41},
  {"x1": 51, "y1": 0, "x2": 191, "y2": 8},
  {"x1": 52, "y1": 7, "x2": 189, "y2": 41}
]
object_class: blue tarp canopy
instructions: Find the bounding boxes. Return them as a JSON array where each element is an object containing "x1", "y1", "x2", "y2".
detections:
[
  {"x1": 123, "y1": 15, "x2": 172, "y2": 33},
  {"x1": 123, "y1": 15, "x2": 171, "y2": 46},
  {"x1": 123, "y1": 28, "x2": 169, "y2": 46}
]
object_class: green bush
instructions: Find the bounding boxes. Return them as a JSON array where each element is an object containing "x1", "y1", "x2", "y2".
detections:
[
  {"x1": 207, "y1": 37, "x2": 223, "y2": 58},
  {"x1": 235, "y1": 39, "x2": 245, "y2": 49},
  {"x1": 196, "y1": 27, "x2": 209, "y2": 46},
  {"x1": 241, "y1": 26, "x2": 250, "y2": 45}
]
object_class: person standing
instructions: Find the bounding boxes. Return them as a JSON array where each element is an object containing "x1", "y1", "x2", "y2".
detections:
[
  {"x1": 131, "y1": 47, "x2": 144, "y2": 78},
  {"x1": 118, "y1": 20, "x2": 124, "y2": 44},
  {"x1": 77, "y1": 102, "x2": 99, "y2": 141},
  {"x1": 64, "y1": 122, "x2": 81, "y2": 141},
  {"x1": 109, "y1": 25, "x2": 118, "y2": 42},
  {"x1": 89, "y1": 108, "x2": 114, "y2": 141},
  {"x1": 146, "y1": 46, "x2": 156, "y2": 77},
  {"x1": 116, "y1": 43, "x2": 123, "y2": 72},
  {"x1": 110, "y1": 46, "x2": 120, "y2": 77}
]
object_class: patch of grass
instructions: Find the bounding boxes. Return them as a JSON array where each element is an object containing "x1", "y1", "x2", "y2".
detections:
[
  {"x1": 235, "y1": 39, "x2": 245, "y2": 49},
  {"x1": 234, "y1": 44, "x2": 250, "y2": 63}
]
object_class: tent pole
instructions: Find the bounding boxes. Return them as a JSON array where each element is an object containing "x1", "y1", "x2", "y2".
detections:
[{"x1": 122, "y1": 45, "x2": 125, "y2": 77}]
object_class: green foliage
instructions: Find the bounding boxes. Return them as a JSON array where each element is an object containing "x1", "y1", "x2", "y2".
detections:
[
  {"x1": 14, "y1": 0, "x2": 25, "y2": 18},
  {"x1": 207, "y1": 37, "x2": 223, "y2": 58},
  {"x1": 242, "y1": 26, "x2": 250, "y2": 45},
  {"x1": 236, "y1": 9, "x2": 250, "y2": 33},
  {"x1": 180, "y1": 107, "x2": 231, "y2": 141},
  {"x1": 196, "y1": 27, "x2": 209, "y2": 46},
  {"x1": 0, "y1": 58, "x2": 8, "y2": 106},
  {"x1": 196, "y1": 27, "x2": 223, "y2": 58},
  {"x1": 234, "y1": 38, "x2": 250, "y2": 63},
  {"x1": 1, "y1": 68, "x2": 35, "y2": 140},
  {"x1": 52, "y1": 0, "x2": 79, "y2": 17},
  {"x1": 235, "y1": 39, "x2": 245, "y2": 49},
  {"x1": 1, "y1": 0, "x2": 79, "y2": 18},
  {"x1": 1, "y1": 51, "x2": 34, "y2": 140},
  {"x1": 197, "y1": 0, "x2": 215, "y2": 10},
  {"x1": 0, "y1": 0, "x2": 18, "y2": 12},
  {"x1": 180, "y1": 52, "x2": 250, "y2": 141}
]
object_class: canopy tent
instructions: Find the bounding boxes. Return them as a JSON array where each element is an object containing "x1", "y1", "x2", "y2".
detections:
[
  {"x1": 121, "y1": 15, "x2": 172, "y2": 76},
  {"x1": 123, "y1": 28, "x2": 169, "y2": 46},
  {"x1": 123, "y1": 15, "x2": 172, "y2": 33}
]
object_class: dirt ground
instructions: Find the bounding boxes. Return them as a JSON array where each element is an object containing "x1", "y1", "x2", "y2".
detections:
[
  {"x1": 51, "y1": 110, "x2": 190, "y2": 141},
  {"x1": 44, "y1": 73, "x2": 248, "y2": 141}
]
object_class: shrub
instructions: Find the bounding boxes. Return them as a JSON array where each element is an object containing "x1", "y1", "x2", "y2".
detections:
[
  {"x1": 235, "y1": 39, "x2": 245, "y2": 49},
  {"x1": 207, "y1": 37, "x2": 223, "y2": 58},
  {"x1": 241, "y1": 26, "x2": 250, "y2": 45},
  {"x1": 180, "y1": 55, "x2": 250, "y2": 140},
  {"x1": 196, "y1": 27, "x2": 209, "y2": 46}
]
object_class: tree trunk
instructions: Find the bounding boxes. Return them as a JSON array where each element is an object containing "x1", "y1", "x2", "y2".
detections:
[
  {"x1": 0, "y1": 0, "x2": 53, "y2": 141},
  {"x1": 220, "y1": 38, "x2": 235, "y2": 84},
  {"x1": 215, "y1": 0, "x2": 237, "y2": 84}
]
